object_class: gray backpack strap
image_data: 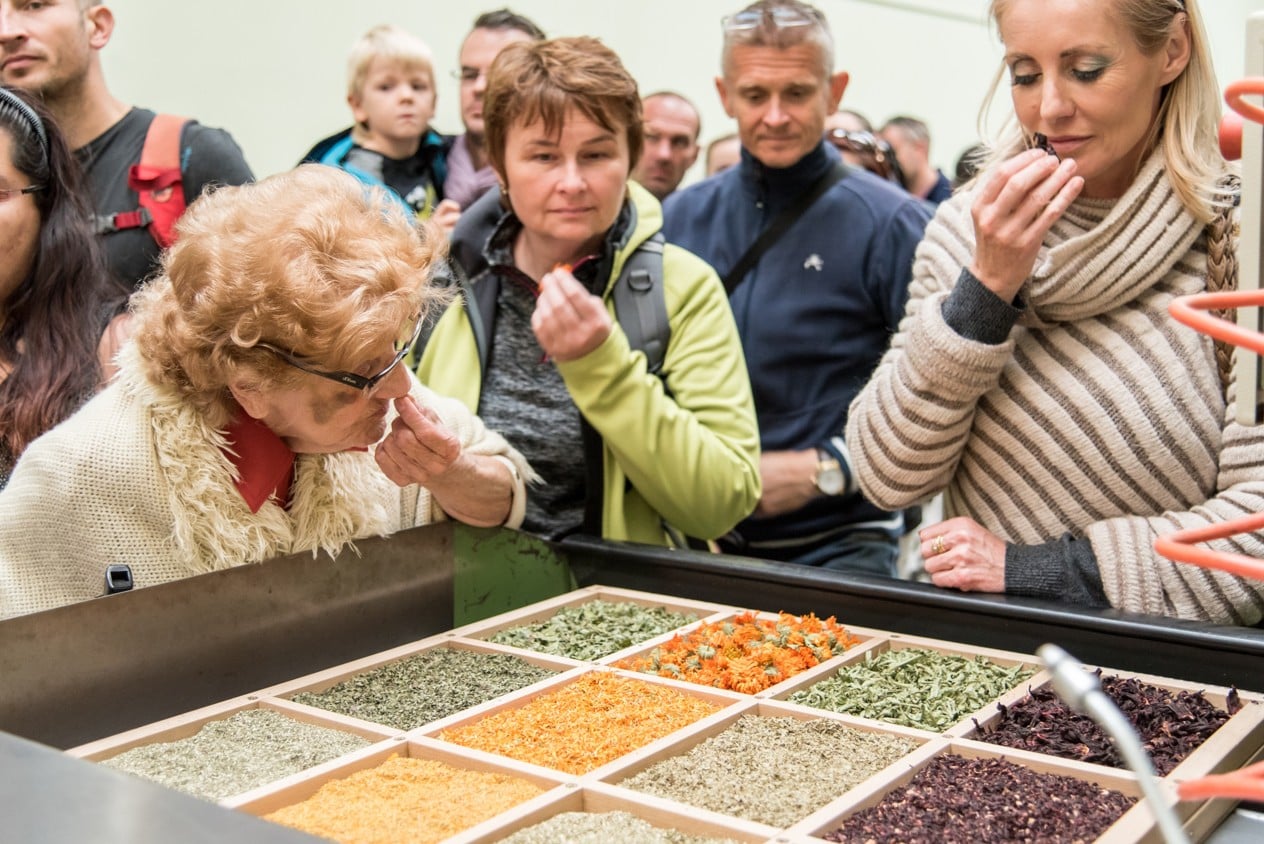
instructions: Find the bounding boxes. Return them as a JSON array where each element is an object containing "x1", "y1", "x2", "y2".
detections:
[{"x1": 613, "y1": 231, "x2": 669, "y2": 375}]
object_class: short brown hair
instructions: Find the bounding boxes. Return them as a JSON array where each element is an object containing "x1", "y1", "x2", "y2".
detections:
[
  {"x1": 722, "y1": 0, "x2": 834, "y2": 79},
  {"x1": 130, "y1": 165, "x2": 448, "y2": 428},
  {"x1": 483, "y1": 36, "x2": 643, "y2": 180}
]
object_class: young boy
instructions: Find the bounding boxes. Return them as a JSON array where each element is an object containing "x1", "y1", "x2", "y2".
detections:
[{"x1": 316, "y1": 25, "x2": 458, "y2": 227}]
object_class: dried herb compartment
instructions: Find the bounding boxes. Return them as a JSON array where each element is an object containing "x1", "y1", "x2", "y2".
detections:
[
  {"x1": 451, "y1": 584, "x2": 733, "y2": 664},
  {"x1": 598, "y1": 699, "x2": 930, "y2": 832},
  {"x1": 423, "y1": 666, "x2": 744, "y2": 777},
  {"x1": 455, "y1": 780, "x2": 767, "y2": 843},
  {"x1": 66, "y1": 696, "x2": 397, "y2": 805},
  {"x1": 770, "y1": 633, "x2": 1043, "y2": 734},
  {"x1": 956, "y1": 665, "x2": 1264, "y2": 783},
  {"x1": 788, "y1": 738, "x2": 1164, "y2": 844},
  {"x1": 265, "y1": 636, "x2": 576, "y2": 733},
  {"x1": 233, "y1": 737, "x2": 570, "y2": 842},
  {"x1": 609, "y1": 607, "x2": 879, "y2": 696}
]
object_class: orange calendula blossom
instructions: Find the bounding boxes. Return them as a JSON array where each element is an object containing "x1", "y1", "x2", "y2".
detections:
[{"x1": 614, "y1": 611, "x2": 860, "y2": 694}]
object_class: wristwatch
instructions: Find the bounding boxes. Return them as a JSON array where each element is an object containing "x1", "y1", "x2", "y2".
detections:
[{"x1": 812, "y1": 449, "x2": 845, "y2": 496}]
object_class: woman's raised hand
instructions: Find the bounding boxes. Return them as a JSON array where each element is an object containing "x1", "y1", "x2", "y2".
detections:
[
  {"x1": 531, "y1": 265, "x2": 613, "y2": 363},
  {"x1": 968, "y1": 148, "x2": 1082, "y2": 303}
]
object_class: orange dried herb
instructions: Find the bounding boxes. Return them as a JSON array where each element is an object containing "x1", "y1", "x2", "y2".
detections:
[
  {"x1": 614, "y1": 611, "x2": 860, "y2": 694},
  {"x1": 262, "y1": 755, "x2": 544, "y2": 844},
  {"x1": 438, "y1": 671, "x2": 720, "y2": 774}
]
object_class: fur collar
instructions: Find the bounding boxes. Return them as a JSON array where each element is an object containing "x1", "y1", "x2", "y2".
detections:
[{"x1": 116, "y1": 345, "x2": 395, "y2": 576}]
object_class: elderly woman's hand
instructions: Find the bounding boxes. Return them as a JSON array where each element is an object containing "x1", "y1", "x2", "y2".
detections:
[
  {"x1": 375, "y1": 396, "x2": 514, "y2": 526},
  {"x1": 969, "y1": 148, "x2": 1082, "y2": 304},
  {"x1": 531, "y1": 265, "x2": 613, "y2": 363},
  {"x1": 375, "y1": 395, "x2": 464, "y2": 487},
  {"x1": 919, "y1": 516, "x2": 1007, "y2": 593}
]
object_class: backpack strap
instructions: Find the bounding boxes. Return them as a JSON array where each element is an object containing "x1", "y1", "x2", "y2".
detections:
[
  {"x1": 612, "y1": 231, "x2": 669, "y2": 375},
  {"x1": 124, "y1": 114, "x2": 190, "y2": 249},
  {"x1": 722, "y1": 160, "x2": 849, "y2": 294}
]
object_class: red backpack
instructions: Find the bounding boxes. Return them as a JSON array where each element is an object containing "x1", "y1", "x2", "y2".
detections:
[{"x1": 100, "y1": 114, "x2": 189, "y2": 248}]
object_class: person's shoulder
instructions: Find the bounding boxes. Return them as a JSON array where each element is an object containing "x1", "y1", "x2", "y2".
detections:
[
  {"x1": 661, "y1": 240, "x2": 720, "y2": 283},
  {"x1": 80, "y1": 106, "x2": 152, "y2": 156},
  {"x1": 177, "y1": 118, "x2": 254, "y2": 187},
  {"x1": 835, "y1": 168, "x2": 933, "y2": 226},
  {"x1": 668, "y1": 171, "x2": 731, "y2": 207},
  {"x1": 300, "y1": 127, "x2": 353, "y2": 164},
  {"x1": 662, "y1": 171, "x2": 733, "y2": 227}
]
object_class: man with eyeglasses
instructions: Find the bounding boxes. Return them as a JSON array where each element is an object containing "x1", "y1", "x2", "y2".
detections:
[
  {"x1": 300, "y1": 10, "x2": 543, "y2": 229},
  {"x1": 443, "y1": 8, "x2": 545, "y2": 210},
  {"x1": 0, "y1": 0, "x2": 253, "y2": 291},
  {"x1": 0, "y1": 166, "x2": 533, "y2": 620},
  {"x1": 662, "y1": 0, "x2": 932, "y2": 578}
]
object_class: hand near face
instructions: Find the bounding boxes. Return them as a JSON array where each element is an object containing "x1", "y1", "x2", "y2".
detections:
[
  {"x1": 969, "y1": 148, "x2": 1083, "y2": 303},
  {"x1": 374, "y1": 395, "x2": 465, "y2": 487},
  {"x1": 431, "y1": 199, "x2": 462, "y2": 235},
  {"x1": 531, "y1": 265, "x2": 612, "y2": 363},
  {"x1": 919, "y1": 516, "x2": 1007, "y2": 593}
]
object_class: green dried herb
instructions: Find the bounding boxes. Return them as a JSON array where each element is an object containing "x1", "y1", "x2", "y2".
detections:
[
  {"x1": 487, "y1": 600, "x2": 700, "y2": 661},
  {"x1": 789, "y1": 647, "x2": 1034, "y2": 732},
  {"x1": 500, "y1": 811, "x2": 742, "y2": 844},
  {"x1": 290, "y1": 647, "x2": 556, "y2": 730},
  {"x1": 99, "y1": 709, "x2": 369, "y2": 801},
  {"x1": 620, "y1": 714, "x2": 917, "y2": 828}
]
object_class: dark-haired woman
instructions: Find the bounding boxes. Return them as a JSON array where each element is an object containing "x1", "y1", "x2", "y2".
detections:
[{"x1": 0, "y1": 87, "x2": 130, "y2": 489}]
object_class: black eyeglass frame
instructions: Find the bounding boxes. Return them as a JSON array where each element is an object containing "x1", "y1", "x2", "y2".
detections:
[
  {"x1": 256, "y1": 316, "x2": 424, "y2": 392},
  {"x1": 0, "y1": 184, "x2": 45, "y2": 202}
]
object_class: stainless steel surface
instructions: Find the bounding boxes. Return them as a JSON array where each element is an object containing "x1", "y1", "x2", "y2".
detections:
[
  {"x1": 1206, "y1": 808, "x2": 1264, "y2": 843},
  {"x1": 0, "y1": 730, "x2": 321, "y2": 843},
  {"x1": 0, "y1": 522, "x2": 456, "y2": 749}
]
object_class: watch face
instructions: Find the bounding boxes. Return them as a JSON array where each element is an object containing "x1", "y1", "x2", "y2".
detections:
[{"x1": 816, "y1": 464, "x2": 845, "y2": 496}]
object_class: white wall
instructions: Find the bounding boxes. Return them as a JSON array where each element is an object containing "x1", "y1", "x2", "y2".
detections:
[{"x1": 101, "y1": 0, "x2": 1263, "y2": 183}]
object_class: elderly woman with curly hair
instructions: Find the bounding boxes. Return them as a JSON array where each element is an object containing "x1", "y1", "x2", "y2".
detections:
[{"x1": 0, "y1": 165, "x2": 532, "y2": 619}]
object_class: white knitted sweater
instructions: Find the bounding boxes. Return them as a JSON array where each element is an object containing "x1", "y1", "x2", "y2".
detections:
[
  {"x1": 847, "y1": 149, "x2": 1264, "y2": 625},
  {"x1": 0, "y1": 344, "x2": 531, "y2": 619}
]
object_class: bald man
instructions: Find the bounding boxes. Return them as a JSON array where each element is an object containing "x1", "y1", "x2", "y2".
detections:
[{"x1": 631, "y1": 91, "x2": 701, "y2": 201}]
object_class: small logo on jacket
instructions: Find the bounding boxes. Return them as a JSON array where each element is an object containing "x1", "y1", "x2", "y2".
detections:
[{"x1": 803, "y1": 254, "x2": 824, "y2": 271}]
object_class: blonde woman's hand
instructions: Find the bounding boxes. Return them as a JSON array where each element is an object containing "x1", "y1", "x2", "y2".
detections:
[
  {"x1": 969, "y1": 148, "x2": 1082, "y2": 303},
  {"x1": 531, "y1": 265, "x2": 612, "y2": 363},
  {"x1": 920, "y1": 516, "x2": 1007, "y2": 593}
]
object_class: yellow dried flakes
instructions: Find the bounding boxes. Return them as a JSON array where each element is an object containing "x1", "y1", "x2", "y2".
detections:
[
  {"x1": 439, "y1": 672, "x2": 721, "y2": 774},
  {"x1": 262, "y1": 755, "x2": 544, "y2": 844}
]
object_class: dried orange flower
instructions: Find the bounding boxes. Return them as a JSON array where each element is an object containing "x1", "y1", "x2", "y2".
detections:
[{"x1": 614, "y1": 611, "x2": 860, "y2": 694}]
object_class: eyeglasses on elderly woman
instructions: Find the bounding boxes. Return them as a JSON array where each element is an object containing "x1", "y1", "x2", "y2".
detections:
[{"x1": 255, "y1": 314, "x2": 424, "y2": 392}]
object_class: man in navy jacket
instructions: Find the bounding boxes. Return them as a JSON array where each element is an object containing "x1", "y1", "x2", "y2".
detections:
[{"x1": 663, "y1": 0, "x2": 931, "y2": 576}]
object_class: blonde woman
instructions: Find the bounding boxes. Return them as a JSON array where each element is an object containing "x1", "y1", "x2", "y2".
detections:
[{"x1": 847, "y1": 0, "x2": 1259, "y2": 624}]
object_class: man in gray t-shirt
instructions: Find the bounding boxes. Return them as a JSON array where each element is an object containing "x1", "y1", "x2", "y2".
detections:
[{"x1": 0, "y1": 1, "x2": 253, "y2": 289}]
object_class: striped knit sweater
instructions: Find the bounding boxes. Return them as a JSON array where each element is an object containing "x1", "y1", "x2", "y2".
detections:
[{"x1": 847, "y1": 149, "x2": 1264, "y2": 625}]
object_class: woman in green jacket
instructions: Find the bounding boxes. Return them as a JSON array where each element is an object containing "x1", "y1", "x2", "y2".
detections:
[{"x1": 416, "y1": 36, "x2": 760, "y2": 546}]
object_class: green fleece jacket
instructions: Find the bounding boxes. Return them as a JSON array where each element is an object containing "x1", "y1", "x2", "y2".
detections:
[{"x1": 417, "y1": 182, "x2": 760, "y2": 545}]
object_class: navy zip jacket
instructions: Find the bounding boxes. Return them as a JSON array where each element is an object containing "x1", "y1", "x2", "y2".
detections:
[{"x1": 663, "y1": 140, "x2": 932, "y2": 550}]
